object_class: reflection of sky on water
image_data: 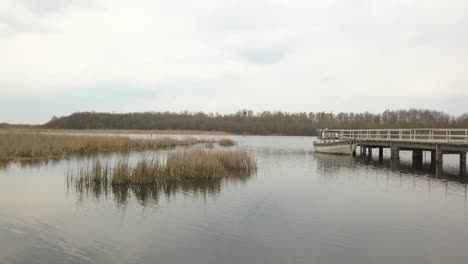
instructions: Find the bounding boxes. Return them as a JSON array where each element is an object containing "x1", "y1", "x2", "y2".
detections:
[{"x1": 1, "y1": 134, "x2": 468, "y2": 264}]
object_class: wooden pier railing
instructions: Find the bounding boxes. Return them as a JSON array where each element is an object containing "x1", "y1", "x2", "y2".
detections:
[{"x1": 327, "y1": 129, "x2": 468, "y2": 144}]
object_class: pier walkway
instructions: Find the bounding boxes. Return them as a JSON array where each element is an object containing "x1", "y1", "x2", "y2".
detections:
[{"x1": 335, "y1": 129, "x2": 468, "y2": 171}]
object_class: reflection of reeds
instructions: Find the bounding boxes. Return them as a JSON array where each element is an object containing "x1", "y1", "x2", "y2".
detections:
[
  {"x1": 67, "y1": 150, "x2": 256, "y2": 205},
  {"x1": 0, "y1": 132, "x2": 235, "y2": 162},
  {"x1": 108, "y1": 179, "x2": 227, "y2": 206}
]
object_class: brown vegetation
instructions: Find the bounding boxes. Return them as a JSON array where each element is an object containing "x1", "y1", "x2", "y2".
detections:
[
  {"x1": 68, "y1": 150, "x2": 256, "y2": 187},
  {"x1": 0, "y1": 132, "x2": 235, "y2": 162},
  {"x1": 1, "y1": 128, "x2": 229, "y2": 135},
  {"x1": 218, "y1": 138, "x2": 236, "y2": 147}
]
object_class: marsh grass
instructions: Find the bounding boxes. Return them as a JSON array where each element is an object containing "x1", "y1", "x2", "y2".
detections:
[
  {"x1": 67, "y1": 149, "x2": 255, "y2": 204},
  {"x1": 218, "y1": 138, "x2": 236, "y2": 147},
  {"x1": 0, "y1": 132, "x2": 234, "y2": 162},
  {"x1": 68, "y1": 150, "x2": 256, "y2": 186}
]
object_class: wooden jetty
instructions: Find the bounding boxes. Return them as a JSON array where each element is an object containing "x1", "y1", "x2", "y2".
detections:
[{"x1": 332, "y1": 129, "x2": 468, "y2": 171}]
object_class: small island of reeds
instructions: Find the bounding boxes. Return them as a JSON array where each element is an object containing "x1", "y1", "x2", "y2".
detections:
[
  {"x1": 0, "y1": 132, "x2": 237, "y2": 162},
  {"x1": 68, "y1": 149, "x2": 256, "y2": 188},
  {"x1": 218, "y1": 138, "x2": 236, "y2": 147}
]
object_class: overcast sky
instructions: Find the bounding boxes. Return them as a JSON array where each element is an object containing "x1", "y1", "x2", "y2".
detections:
[{"x1": 1, "y1": 0, "x2": 467, "y2": 123}]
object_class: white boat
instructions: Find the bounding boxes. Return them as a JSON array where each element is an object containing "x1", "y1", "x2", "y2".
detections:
[{"x1": 313, "y1": 129, "x2": 356, "y2": 155}]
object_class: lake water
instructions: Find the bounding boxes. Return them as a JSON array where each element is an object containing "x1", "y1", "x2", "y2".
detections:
[{"x1": 1, "y1": 135, "x2": 468, "y2": 264}]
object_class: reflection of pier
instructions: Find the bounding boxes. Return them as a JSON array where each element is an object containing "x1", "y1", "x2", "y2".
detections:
[
  {"x1": 314, "y1": 150, "x2": 468, "y2": 201},
  {"x1": 335, "y1": 129, "x2": 468, "y2": 174}
]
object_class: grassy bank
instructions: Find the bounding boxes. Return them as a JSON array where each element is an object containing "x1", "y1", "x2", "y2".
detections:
[
  {"x1": 0, "y1": 128, "x2": 229, "y2": 135},
  {"x1": 0, "y1": 133, "x2": 234, "y2": 162},
  {"x1": 68, "y1": 150, "x2": 256, "y2": 187}
]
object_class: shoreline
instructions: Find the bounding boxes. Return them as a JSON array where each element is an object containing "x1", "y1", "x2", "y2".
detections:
[
  {"x1": 0, "y1": 128, "x2": 314, "y2": 137},
  {"x1": 0, "y1": 128, "x2": 230, "y2": 136}
]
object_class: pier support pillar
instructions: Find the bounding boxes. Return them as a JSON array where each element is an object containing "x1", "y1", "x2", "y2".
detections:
[
  {"x1": 412, "y1": 149, "x2": 423, "y2": 169},
  {"x1": 435, "y1": 146, "x2": 443, "y2": 164},
  {"x1": 368, "y1": 147, "x2": 372, "y2": 156},
  {"x1": 460, "y1": 152, "x2": 466, "y2": 165},
  {"x1": 378, "y1": 147, "x2": 384, "y2": 161},
  {"x1": 431, "y1": 151, "x2": 436, "y2": 167},
  {"x1": 412, "y1": 150, "x2": 423, "y2": 161},
  {"x1": 361, "y1": 146, "x2": 366, "y2": 156},
  {"x1": 390, "y1": 158, "x2": 399, "y2": 171},
  {"x1": 391, "y1": 145, "x2": 399, "y2": 160},
  {"x1": 460, "y1": 152, "x2": 466, "y2": 176},
  {"x1": 435, "y1": 162, "x2": 443, "y2": 178}
]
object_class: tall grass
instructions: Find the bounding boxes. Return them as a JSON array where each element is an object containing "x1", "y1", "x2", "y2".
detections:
[
  {"x1": 67, "y1": 150, "x2": 255, "y2": 205},
  {"x1": 68, "y1": 150, "x2": 256, "y2": 186},
  {"x1": 0, "y1": 132, "x2": 235, "y2": 162},
  {"x1": 218, "y1": 138, "x2": 236, "y2": 147}
]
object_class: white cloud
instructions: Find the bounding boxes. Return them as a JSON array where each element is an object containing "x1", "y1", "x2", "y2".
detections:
[{"x1": 0, "y1": 0, "x2": 467, "y2": 122}]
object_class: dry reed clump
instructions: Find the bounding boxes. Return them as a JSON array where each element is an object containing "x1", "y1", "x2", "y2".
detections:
[
  {"x1": 0, "y1": 132, "x2": 236, "y2": 162},
  {"x1": 68, "y1": 150, "x2": 256, "y2": 187},
  {"x1": 218, "y1": 138, "x2": 236, "y2": 147}
]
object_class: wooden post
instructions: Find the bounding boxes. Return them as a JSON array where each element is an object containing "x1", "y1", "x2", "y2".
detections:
[
  {"x1": 412, "y1": 149, "x2": 422, "y2": 159},
  {"x1": 361, "y1": 146, "x2": 367, "y2": 156},
  {"x1": 461, "y1": 152, "x2": 466, "y2": 176},
  {"x1": 435, "y1": 162, "x2": 443, "y2": 178},
  {"x1": 431, "y1": 150, "x2": 436, "y2": 167},
  {"x1": 412, "y1": 149, "x2": 423, "y2": 168},
  {"x1": 460, "y1": 152, "x2": 466, "y2": 164},
  {"x1": 391, "y1": 145, "x2": 399, "y2": 160},
  {"x1": 435, "y1": 145, "x2": 443, "y2": 164},
  {"x1": 379, "y1": 147, "x2": 383, "y2": 161},
  {"x1": 390, "y1": 157, "x2": 399, "y2": 171}
]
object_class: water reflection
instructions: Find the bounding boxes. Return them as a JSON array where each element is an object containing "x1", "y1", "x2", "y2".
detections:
[
  {"x1": 316, "y1": 152, "x2": 468, "y2": 182},
  {"x1": 361, "y1": 156, "x2": 467, "y2": 183},
  {"x1": 314, "y1": 152, "x2": 468, "y2": 202},
  {"x1": 3, "y1": 135, "x2": 468, "y2": 264},
  {"x1": 67, "y1": 175, "x2": 252, "y2": 206}
]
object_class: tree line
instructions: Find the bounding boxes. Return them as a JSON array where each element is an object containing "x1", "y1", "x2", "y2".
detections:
[{"x1": 42, "y1": 109, "x2": 468, "y2": 136}]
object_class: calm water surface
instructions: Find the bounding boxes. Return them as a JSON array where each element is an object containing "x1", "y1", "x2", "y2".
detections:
[{"x1": 1, "y1": 135, "x2": 468, "y2": 264}]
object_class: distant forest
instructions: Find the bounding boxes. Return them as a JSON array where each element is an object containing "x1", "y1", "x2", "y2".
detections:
[{"x1": 42, "y1": 109, "x2": 468, "y2": 136}]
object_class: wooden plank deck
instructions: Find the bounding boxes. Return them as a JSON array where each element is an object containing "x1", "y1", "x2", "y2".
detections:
[{"x1": 318, "y1": 129, "x2": 468, "y2": 171}]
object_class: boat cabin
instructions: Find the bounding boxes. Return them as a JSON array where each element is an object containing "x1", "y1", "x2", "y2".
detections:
[
  {"x1": 317, "y1": 129, "x2": 342, "y2": 142},
  {"x1": 314, "y1": 129, "x2": 355, "y2": 155}
]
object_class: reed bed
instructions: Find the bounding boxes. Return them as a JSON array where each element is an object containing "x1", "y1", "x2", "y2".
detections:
[
  {"x1": 0, "y1": 132, "x2": 235, "y2": 162},
  {"x1": 68, "y1": 150, "x2": 256, "y2": 188},
  {"x1": 218, "y1": 138, "x2": 236, "y2": 147}
]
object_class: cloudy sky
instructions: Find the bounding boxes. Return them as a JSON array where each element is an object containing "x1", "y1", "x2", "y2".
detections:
[{"x1": 1, "y1": 0, "x2": 467, "y2": 123}]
